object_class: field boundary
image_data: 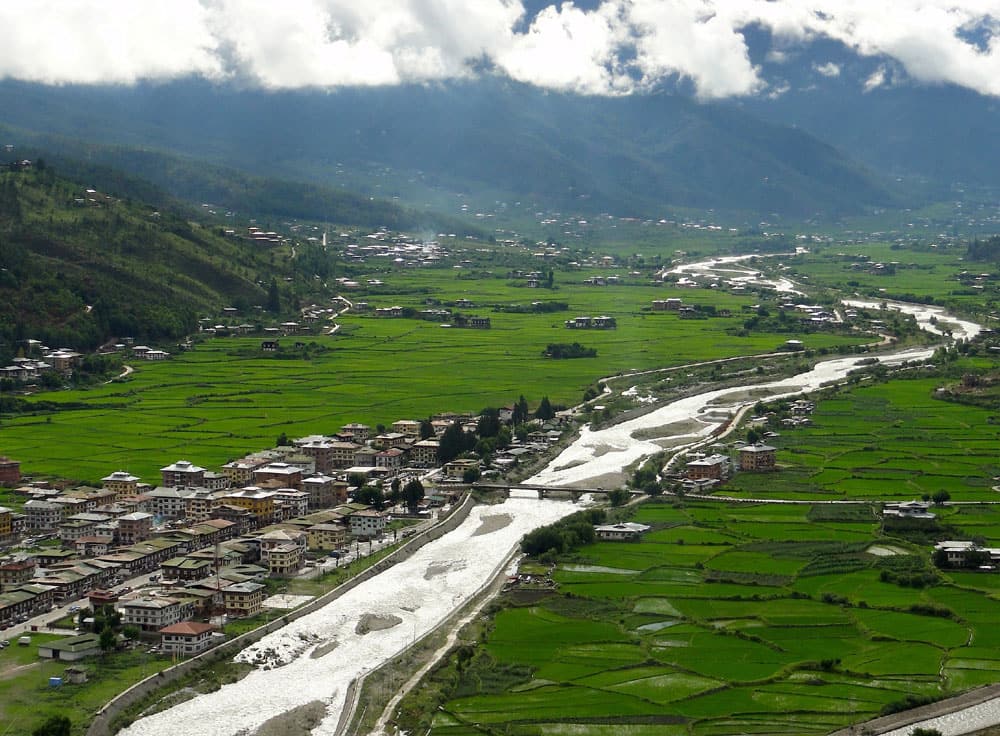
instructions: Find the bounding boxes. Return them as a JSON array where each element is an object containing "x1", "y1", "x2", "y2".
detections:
[{"x1": 86, "y1": 494, "x2": 476, "y2": 736}]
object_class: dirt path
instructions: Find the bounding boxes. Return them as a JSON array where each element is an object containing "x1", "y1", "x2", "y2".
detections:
[{"x1": 0, "y1": 661, "x2": 39, "y2": 681}]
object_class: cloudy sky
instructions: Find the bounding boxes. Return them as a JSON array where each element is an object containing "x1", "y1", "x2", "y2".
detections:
[{"x1": 3, "y1": 0, "x2": 1000, "y2": 98}]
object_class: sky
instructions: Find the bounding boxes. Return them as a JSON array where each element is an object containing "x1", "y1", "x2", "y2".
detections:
[{"x1": 3, "y1": 0, "x2": 1000, "y2": 98}]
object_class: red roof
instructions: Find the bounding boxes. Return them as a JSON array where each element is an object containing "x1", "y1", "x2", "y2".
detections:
[{"x1": 159, "y1": 622, "x2": 215, "y2": 636}]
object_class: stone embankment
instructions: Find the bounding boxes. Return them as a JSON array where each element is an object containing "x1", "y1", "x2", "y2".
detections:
[{"x1": 86, "y1": 495, "x2": 475, "y2": 736}]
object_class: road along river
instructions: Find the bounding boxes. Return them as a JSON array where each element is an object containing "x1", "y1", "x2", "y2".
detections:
[{"x1": 118, "y1": 494, "x2": 579, "y2": 736}]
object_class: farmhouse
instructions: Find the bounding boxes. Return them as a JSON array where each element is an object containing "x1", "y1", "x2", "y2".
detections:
[
  {"x1": 37, "y1": 633, "x2": 103, "y2": 662},
  {"x1": 737, "y1": 444, "x2": 776, "y2": 471},
  {"x1": 883, "y1": 501, "x2": 936, "y2": 521},
  {"x1": 594, "y1": 522, "x2": 651, "y2": 541},
  {"x1": 685, "y1": 454, "x2": 730, "y2": 481}
]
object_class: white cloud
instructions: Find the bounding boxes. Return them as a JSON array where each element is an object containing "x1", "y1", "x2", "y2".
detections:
[
  {"x1": 864, "y1": 65, "x2": 888, "y2": 92},
  {"x1": 3, "y1": 1, "x2": 1000, "y2": 98}
]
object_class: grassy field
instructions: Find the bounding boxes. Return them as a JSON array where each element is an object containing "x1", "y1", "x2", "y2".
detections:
[
  {"x1": 0, "y1": 635, "x2": 173, "y2": 736},
  {"x1": 776, "y1": 242, "x2": 999, "y2": 314},
  {"x1": 720, "y1": 374, "x2": 1000, "y2": 502},
  {"x1": 404, "y1": 499, "x2": 1000, "y2": 736},
  {"x1": 0, "y1": 265, "x2": 869, "y2": 483}
]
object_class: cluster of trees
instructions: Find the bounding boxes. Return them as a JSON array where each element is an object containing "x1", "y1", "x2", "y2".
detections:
[
  {"x1": 77, "y1": 604, "x2": 134, "y2": 654},
  {"x1": 520, "y1": 508, "x2": 606, "y2": 560},
  {"x1": 493, "y1": 301, "x2": 568, "y2": 314},
  {"x1": 353, "y1": 477, "x2": 425, "y2": 510},
  {"x1": 0, "y1": 168, "x2": 270, "y2": 351},
  {"x1": 544, "y1": 342, "x2": 597, "y2": 359},
  {"x1": 966, "y1": 235, "x2": 1000, "y2": 262}
]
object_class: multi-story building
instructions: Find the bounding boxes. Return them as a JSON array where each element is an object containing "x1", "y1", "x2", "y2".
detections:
[
  {"x1": 147, "y1": 487, "x2": 195, "y2": 520},
  {"x1": 685, "y1": 454, "x2": 730, "y2": 481},
  {"x1": 0, "y1": 506, "x2": 12, "y2": 541},
  {"x1": 349, "y1": 509, "x2": 386, "y2": 539},
  {"x1": 184, "y1": 489, "x2": 222, "y2": 523},
  {"x1": 221, "y1": 489, "x2": 277, "y2": 526},
  {"x1": 0, "y1": 559, "x2": 36, "y2": 591},
  {"x1": 101, "y1": 471, "x2": 141, "y2": 502},
  {"x1": 0, "y1": 456, "x2": 21, "y2": 485},
  {"x1": 211, "y1": 504, "x2": 253, "y2": 535},
  {"x1": 738, "y1": 444, "x2": 777, "y2": 471},
  {"x1": 122, "y1": 597, "x2": 186, "y2": 631},
  {"x1": 375, "y1": 448, "x2": 406, "y2": 471},
  {"x1": 307, "y1": 522, "x2": 347, "y2": 551},
  {"x1": 409, "y1": 439, "x2": 440, "y2": 466},
  {"x1": 220, "y1": 457, "x2": 268, "y2": 487},
  {"x1": 391, "y1": 419, "x2": 422, "y2": 438},
  {"x1": 252, "y1": 463, "x2": 303, "y2": 489},
  {"x1": 222, "y1": 581, "x2": 265, "y2": 617},
  {"x1": 24, "y1": 499, "x2": 63, "y2": 531},
  {"x1": 340, "y1": 423, "x2": 370, "y2": 442},
  {"x1": 372, "y1": 432, "x2": 407, "y2": 450},
  {"x1": 263, "y1": 543, "x2": 302, "y2": 577},
  {"x1": 160, "y1": 460, "x2": 206, "y2": 488},
  {"x1": 300, "y1": 475, "x2": 347, "y2": 509},
  {"x1": 117, "y1": 511, "x2": 153, "y2": 544},
  {"x1": 159, "y1": 621, "x2": 217, "y2": 656},
  {"x1": 274, "y1": 489, "x2": 310, "y2": 520}
]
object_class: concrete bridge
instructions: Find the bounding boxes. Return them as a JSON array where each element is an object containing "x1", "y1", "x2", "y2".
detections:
[{"x1": 473, "y1": 482, "x2": 615, "y2": 502}]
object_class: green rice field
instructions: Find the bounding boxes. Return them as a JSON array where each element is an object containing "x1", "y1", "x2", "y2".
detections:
[
  {"x1": 721, "y1": 376, "x2": 1000, "y2": 502},
  {"x1": 414, "y1": 499, "x2": 1000, "y2": 736},
  {"x1": 0, "y1": 267, "x2": 869, "y2": 483}
]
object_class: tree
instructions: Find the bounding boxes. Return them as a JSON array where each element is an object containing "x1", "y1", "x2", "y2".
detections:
[
  {"x1": 419, "y1": 418, "x2": 435, "y2": 440},
  {"x1": 513, "y1": 395, "x2": 529, "y2": 425},
  {"x1": 353, "y1": 485, "x2": 383, "y2": 507},
  {"x1": 403, "y1": 478, "x2": 425, "y2": 510},
  {"x1": 932, "y1": 490, "x2": 951, "y2": 506},
  {"x1": 275, "y1": 431, "x2": 289, "y2": 446},
  {"x1": 32, "y1": 716, "x2": 71, "y2": 736},
  {"x1": 477, "y1": 408, "x2": 501, "y2": 438},
  {"x1": 267, "y1": 278, "x2": 281, "y2": 313},
  {"x1": 608, "y1": 488, "x2": 629, "y2": 506},
  {"x1": 462, "y1": 466, "x2": 481, "y2": 483},
  {"x1": 99, "y1": 627, "x2": 117, "y2": 654},
  {"x1": 438, "y1": 420, "x2": 468, "y2": 463},
  {"x1": 122, "y1": 625, "x2": 141, "y2": 643},
  {"x1": 535, "y1": 396, "x2": 555, "y2": 420},
  {"x1": 746, "y1": 428, "x2": 762, "y2": 445}
]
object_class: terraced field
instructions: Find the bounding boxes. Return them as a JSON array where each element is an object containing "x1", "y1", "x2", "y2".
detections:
[
  {"x1": 413, "y1": 500, "x2": 1000, "y2": 736},
  {"x1": 721, "y1": 375, "x2": 1000, "y2": 502}
]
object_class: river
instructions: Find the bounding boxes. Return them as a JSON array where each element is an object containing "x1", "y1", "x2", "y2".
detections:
[{"x1": 119, "y1": 494, "x2": 578, "y2": 736}]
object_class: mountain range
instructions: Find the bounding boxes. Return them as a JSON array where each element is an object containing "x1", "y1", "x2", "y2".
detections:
[{"x1": 1, "y1": 34, "x2": 998, "y2": 224}]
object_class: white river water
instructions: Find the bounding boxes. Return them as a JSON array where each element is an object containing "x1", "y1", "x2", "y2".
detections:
[
  {"x1": 119, "y1": 495, "x2": 578, "y2": 736},
  {"x1": 119, "y1": 257, "x2": 986, "y2": 736}
]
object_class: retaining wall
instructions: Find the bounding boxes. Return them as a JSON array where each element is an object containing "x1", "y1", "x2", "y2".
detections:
[{"x1": 87, "y1": 495, "x2": 475, "y2": 736}]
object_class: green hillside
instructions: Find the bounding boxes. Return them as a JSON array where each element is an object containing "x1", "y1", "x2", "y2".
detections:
[{"x1": 0, "y1": 163, "x2": 274, "y2": 354}]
